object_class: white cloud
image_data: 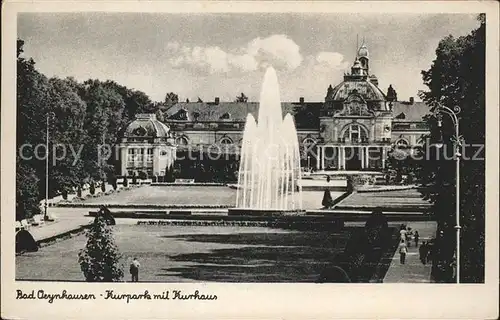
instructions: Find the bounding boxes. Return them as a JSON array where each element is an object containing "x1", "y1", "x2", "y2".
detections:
[
  {"x1": 246, "y1": 34, "x2": 303, "y2": 70},
  {"x1": 166, "y1": 35, "x2": 348, "y2": 78},
  {"x1": 166, "y1": 34, "x2": 304, "y2": 74},
  {"x1": 314, "y1": 51, "x2": 349, "y2": 70}
]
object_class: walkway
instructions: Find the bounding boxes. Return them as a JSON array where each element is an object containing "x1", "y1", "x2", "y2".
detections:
[
  {"x1": 28, "y1": 208, "x2": 93, "y2": 242},
  {"x1": 383, "y1": 221, "x2": 436, "y2": 283}
]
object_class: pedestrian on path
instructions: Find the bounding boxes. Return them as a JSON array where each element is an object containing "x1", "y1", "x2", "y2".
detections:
[
  {"x1": 406, "y1": 227, "x2": 413, "y2": 247},
  {"x1": 414, "y1": 230, "x2": 419, "y2": 247},
  {"x1": 130, "y1": 257, "x2": 140, "y2": 282},
  {"x1": 400, "y1": 225, "x2": 407, "y2": 242},
  {"x1": 398, "y1": 240, "x2": 408, "y2": 264}
]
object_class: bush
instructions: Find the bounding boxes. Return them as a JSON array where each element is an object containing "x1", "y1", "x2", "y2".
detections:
[
  {"x1": 138, "y1": 171, "x2": 148, "y2": 180},
  {"x1": 365, "y1": 208, "x2": 389, "y2": 247},
  {"x1": 101, "y1": 180, "x2": 106, "y2": 193},
  {"x1": 112, "y1": 178, "x2": 118, "y2": 190},
  {"x1": 89, "y1": 181, "x2": 96, "y2": 195},
  {"x1": 132, "y1": 173, "x2": 137, "y2": 184},
  {"x1": 78, "y1": 216, "x2": 123, "y2": 282},
  {"x1": 123, "y1": 176, "x2": 128, "y2": 187},
  {"x1": 77, "y1": 186, "x2": 83, "y2": 198},
  {"x1": 62, "y1": 189, "x2": 68, "y2": 200},
  {"x1": 165, "y1": 166, "x2": 176, "y2": 183}
]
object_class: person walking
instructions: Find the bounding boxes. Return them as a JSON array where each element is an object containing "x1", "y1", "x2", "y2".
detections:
[
  {"x1": 398, "y1": 239, "x2": 408, "y2": 264},
  {"x1": 406, "y1": 227, "x2": 412, "y2": 247},
  {"x1": 400, "y1": 225, "x2": 407, "y2": 243},
  {"x1": 414, "y1": 230, "x2": 420, "y2": 247},
  {"x1": 130, "y1": 257, "x2": 140, "y2": 282}
]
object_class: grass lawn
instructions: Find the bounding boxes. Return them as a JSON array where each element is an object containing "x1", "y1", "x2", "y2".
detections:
[
  {"x1": 80, "y1": 185, "x2": 342, "y2": 210},
  {"x1": 16, "y1": 224, "x2": 353, "y2": 282}
]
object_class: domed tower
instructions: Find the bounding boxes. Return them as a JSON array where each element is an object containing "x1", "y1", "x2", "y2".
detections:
[
  {"x1": 119, "y1": 113, "x2": 176, "y2": 177},
  {"x1": 357, "y1": 42, "x2": 369, "y2": 74}
]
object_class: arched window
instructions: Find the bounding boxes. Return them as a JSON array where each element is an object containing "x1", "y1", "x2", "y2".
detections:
[
  {"x1": 220, "y1": 112, "x2": 231, "y2": 120},
  {"x1": 220, "y1": 137, "x2": 233, "y2": 145},
  {"x1": 176, "y1": 136, "x2": 189, "y2": 146},
  {"x1": 342, "y1": 123, "x2": 368, "y2": 143}
]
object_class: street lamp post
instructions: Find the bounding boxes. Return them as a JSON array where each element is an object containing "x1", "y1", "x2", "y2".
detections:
[
  {"x1": 433, "y1": 105, "x2": 462, "y2": 283},
  {"x1": 44, "y1": 112, "x2": 55, "y2": 221}
]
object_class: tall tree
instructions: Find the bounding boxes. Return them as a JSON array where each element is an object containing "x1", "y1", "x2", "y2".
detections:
[
  {"x1": 417, "y1": 14, "x2": 485, "y2": 283},
  {"x1": 78, "y1": 79, "x2": 125, "y2": 181},
  {"x1": 46, "y1": 77, "x2": 88, "y2": 195},
  {"x1": 16, "y1": 39, "x2": 52, "y2": 218},
  {"x1": 164, "y1": 92, "x2": 179, "y2": 110}
]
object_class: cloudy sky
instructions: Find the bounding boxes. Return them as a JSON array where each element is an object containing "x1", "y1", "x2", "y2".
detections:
[{"x1": 18, "y1": 12, "x2": 480, "y2": 103}]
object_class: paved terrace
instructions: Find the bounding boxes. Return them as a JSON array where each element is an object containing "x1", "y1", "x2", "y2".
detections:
[{"x1": 335, "y1": 189, "x2": 431, "y2": 212}]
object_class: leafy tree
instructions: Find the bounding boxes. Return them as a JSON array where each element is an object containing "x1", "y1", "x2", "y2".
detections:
[
  {"x1": 417, "y1": 14, "x2": 485, "y2": 283},
  {"x1": 78, "y1": 216, "x2": 124, "y2": 282},
  {"x1": 16, "y1": 161, "x2": 41, "y2": 220},
  {"x1": 155, "y1": 109, "x2": 165, "y2": 122},
  {"x1": 16, "y1": 39, "x2": 52, "y2": 218},
  {"x1": 164, "y1": 92, "x2": 179, "y2": 110},
  {"x1": 78, "y1": 79, "x2": 125, "y2": 181},
  {"x1": 46, "y1": 77, "x2": 88, "y2": 196}
]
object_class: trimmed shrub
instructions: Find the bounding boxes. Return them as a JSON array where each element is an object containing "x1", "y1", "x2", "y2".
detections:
[
  {"x1": 322, "y1": 189, "x2": 334, "y2": 208},
  {"x1": 89, "y1": 181, "x2": 96, "y2": 195},
  {"x1": 78, "y1": 216, "x2": 123, "y2": 282},
  {"x1": 138, "y1": 171, "x2": 148, "y2": 180}
]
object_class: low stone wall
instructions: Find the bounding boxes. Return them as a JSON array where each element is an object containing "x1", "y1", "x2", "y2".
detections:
[
  {"x1": 356, "y1": 185, "x2": 418, "y2": 193},
  {"x1": 228, "y1": 208, "x2": 306, "y2": 217},
  {"x1": 64, "y1": 203, "x2": 231, "y2": 209}
]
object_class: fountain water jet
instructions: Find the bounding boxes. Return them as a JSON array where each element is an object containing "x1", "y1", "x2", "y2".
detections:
[{"x1": 231, "y1": 67, "x2": 303, "y2": 215}]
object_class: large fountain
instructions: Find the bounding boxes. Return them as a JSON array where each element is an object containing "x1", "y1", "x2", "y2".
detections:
[{"x1": 229, "y1": 67, "x2": 304, "y2": 216}]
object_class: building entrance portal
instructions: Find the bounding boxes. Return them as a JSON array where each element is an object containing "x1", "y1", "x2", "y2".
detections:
[{"x1": 345, "y1": 147, "x2": 362, "y2": 171}]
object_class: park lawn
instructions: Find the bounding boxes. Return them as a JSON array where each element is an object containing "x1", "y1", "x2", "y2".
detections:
[
  {"x1": 79, "y1": 185, "x2": 342, "y2": 210},
  {"x1": 16, "y1": 224, "x2": 351, "y2": 282}
]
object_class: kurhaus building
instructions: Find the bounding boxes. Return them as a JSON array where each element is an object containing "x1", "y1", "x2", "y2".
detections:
[{"x1": 119, "y1": 42, "x2": 429, "y2": 176}]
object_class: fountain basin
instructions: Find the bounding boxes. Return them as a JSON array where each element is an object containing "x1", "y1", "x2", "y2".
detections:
[{"x1": 228, "y1": 208, "x2": 306, "y2": 217}]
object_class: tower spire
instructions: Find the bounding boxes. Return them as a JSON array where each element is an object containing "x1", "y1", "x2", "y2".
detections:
[{"x1": 356, "y1": 34, "x2": 359, "y2": 58}]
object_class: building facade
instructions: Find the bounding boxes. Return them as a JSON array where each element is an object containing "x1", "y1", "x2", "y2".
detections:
[
  {"x1": 118, "y1": 114, "x2": 176, "y2": 176},
  {"x1": 119, "y1": 42, "x2": 430, "y2": 176}
]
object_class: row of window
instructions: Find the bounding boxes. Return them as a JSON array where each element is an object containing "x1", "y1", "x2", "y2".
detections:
[
  {"x1": 175, "y1": 136, "x2": 234, "y2": 145},
  {"x1": 128, "y1": 148, "x2": 154, "y2": 155}
]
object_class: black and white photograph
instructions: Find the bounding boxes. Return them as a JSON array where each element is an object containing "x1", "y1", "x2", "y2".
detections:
[{"x1": 2, "y1": 1, "x2": 499, "y2": 319}]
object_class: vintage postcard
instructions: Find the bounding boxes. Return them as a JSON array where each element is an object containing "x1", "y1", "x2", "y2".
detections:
[{"x1": 1, "y1": 1, "x2": 499, "y2": 319}]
